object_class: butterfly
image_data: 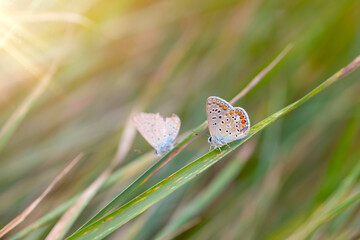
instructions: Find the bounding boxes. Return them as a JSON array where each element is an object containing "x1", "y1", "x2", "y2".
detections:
[
  {"x1": 206, "y1": 96, "x2": 250, "y2": 149},
  {"x1": 133, "y1": 112, "x2": 181, "y2": 156}
]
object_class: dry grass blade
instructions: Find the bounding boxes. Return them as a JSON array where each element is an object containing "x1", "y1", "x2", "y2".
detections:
[
  {"x1": 230, "y1": 43, "x2": 293, "y2": 105},
  {"x1": 0, "y1": 153, "x2": 83, "y2": 238},
  {"x1": 9, "y1": 152, "x2": 156, "y2": 240},
  {"x1": 45, "y1": 169, "x2": 111, "y2": 240},
  {"x1": 45, "y1": 116, "x2": 137, "y2": 240},
  {"x1": 0, "y1": 61, "x2": 58, "y2": 151},
  {"x1": 5, "y1": 12, "x2": 97, "y2": 29}
]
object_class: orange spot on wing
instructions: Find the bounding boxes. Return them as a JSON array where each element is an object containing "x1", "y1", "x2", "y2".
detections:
[
  {"x1": 240, "y1": 115, "x2": 244, "y2": 119},
  {"x1": 223, "y1": 107, "x2": 227, "y2": 110},
  {"x1": 171, "y1": 117, "x2": 180, "y2": 127},
  {"x1": 225, "y1": 113, "x2": 229, "y2": 116},
  {"x1": 230, "y1": 111, "x2": 234, "y2": 115},
  {"x1": 241, "y1": 120, "x2": 246, "y2": 124},
  {"x1": 219, "y1": 104, "x2": 223, "y2": 107},
  {"x1": 235, "y1": 111, "x2": 239, "y2": 113}
]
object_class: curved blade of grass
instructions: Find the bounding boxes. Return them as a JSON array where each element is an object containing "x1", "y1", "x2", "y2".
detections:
[
  {"x1": 0, "y1": 154, "x2": 82, "y2": 238},
  {"x1": 9, "y1": 152, "x2": 155, "y2": 240},
  {"x1": 67, "y1": 55, "x2": 360, "y2": 240},
  {"x1": 316, "y1": 105, "x2": 360, "y2": 203},
  {"x1": 45, "y1": 170, "x2": 112, "y2": 240},
  {"x1": 77, "y1": 44, "x2": 292, "y2": 231},
  {"x1": 0, "y1": 61, "x2": 58, "y2": 151},
  {"x1": 155, "y1": 142, "x2": 255, "y2": 240},
  {"x1": 287, "y1": 151, "x2": 360, "y2": 240}
]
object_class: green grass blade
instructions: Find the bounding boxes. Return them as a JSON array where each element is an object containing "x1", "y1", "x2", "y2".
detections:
[
  {"x1": 77, "y1": 44, "x2": 291, "y2": 230},
  {"x1": 67, "y1": 56, "x2": 360, "y2": 240},
  {"x1": 78, "y1": 123, "x2": 204, "y2": 229},
  {"x1": 155, "y1": 143, "x2": 254, "y2": 240}
]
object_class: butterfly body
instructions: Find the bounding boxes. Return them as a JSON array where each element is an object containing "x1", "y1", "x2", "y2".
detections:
[
  {"x1": 206, "y1": 96, "x2": 250, "y2": 149},
  {"x1": 133, "y1": 112, "x2": 181, "y2": 156}
]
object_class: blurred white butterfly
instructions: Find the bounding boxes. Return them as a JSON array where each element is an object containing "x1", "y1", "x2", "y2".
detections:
[
  {"x1": 133, "y1": 112, "x2": 181, "y2": 156},
  {"x1": 206, "y1": 96, "x2": 250, "y2": 149}
]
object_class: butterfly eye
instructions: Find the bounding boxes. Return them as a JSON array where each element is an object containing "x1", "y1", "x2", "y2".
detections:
[{"x1": 207, "y1": 137, "x2": 212, "y2": 143}]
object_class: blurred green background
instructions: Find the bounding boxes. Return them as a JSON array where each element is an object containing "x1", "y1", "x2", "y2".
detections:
[{"x1": 0, "y1": 0, "x2": 360, "y2": 239}]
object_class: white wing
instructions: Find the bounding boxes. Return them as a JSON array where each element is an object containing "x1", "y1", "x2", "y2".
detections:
[
  {"x1": 206, "y1": 96, "x2": 250, "y2": 144},
  {"x1": 133, "y1": 112, "x2": 181, "y2": 151}
]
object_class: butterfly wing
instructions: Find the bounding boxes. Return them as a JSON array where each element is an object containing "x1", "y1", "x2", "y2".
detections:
[
  {"x1": 206, "y1": 96, "x2": 250, "y2": 144},
  {"x1": 133, "y1": 113, "x2": 161, "y2": 150},
  {"x1": 206, "y1": 96, "x2": 232, "y2": 141},
  {"x1": 164, "y1": 114, "x2": 181, "y2": 143},
  {"x1": 230, "y1": 106, "x2": 250, "y2": 141},
  {"x1": 133, "y1": 113, "x2": 181, "y2": 153}
]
